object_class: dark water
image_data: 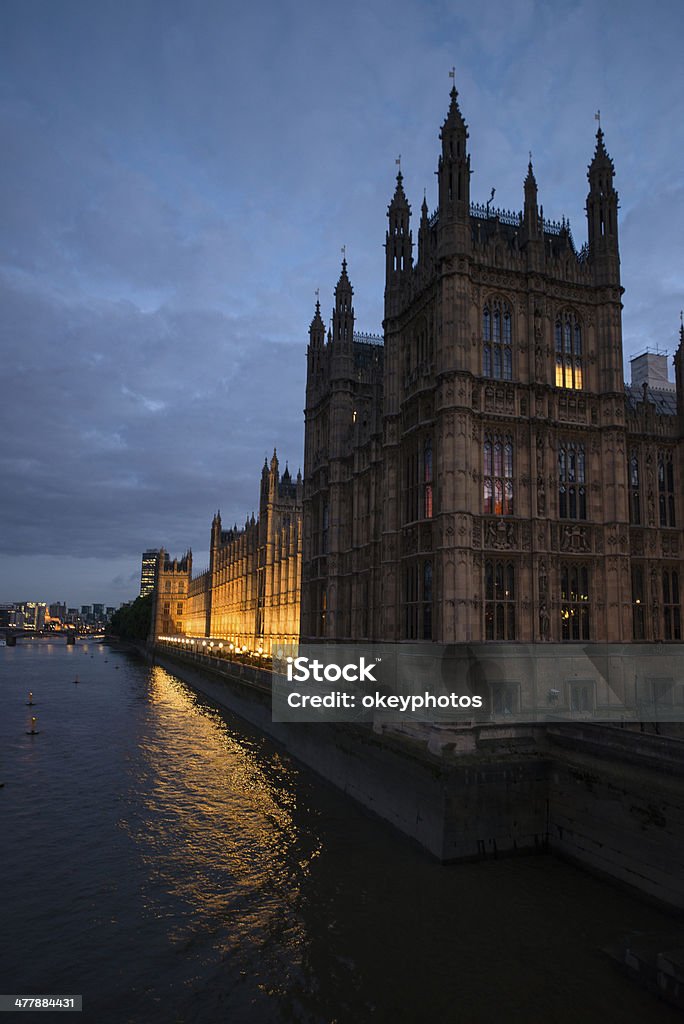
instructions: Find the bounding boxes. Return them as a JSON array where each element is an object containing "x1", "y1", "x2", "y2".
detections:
[{"x1": 0, "y1": 642, "x2": 680, "y2": 1024}]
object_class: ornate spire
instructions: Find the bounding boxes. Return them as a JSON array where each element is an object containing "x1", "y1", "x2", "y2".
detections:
[
  {"x1": 442, "y1": 82, "x2": 468, "y2": 136},
  {"x1": 586, "y1": 120, "x2": 619, "y2": 271},
  {"x1": 309, "y1": 294, "x2": 325, "y2": 347},
  {"x1": 588, "y1": 123, "x2": 615, "y2": 184},
  {"x1": 389, "y1": 168, "x2": 409, "y2": 210},
  {"x1": 437, "y1": 77, "x2": 470, "y2": 229},
  {"x1": 385, "y1": 166, "x2": 413, "y2": 311},
  {"x1": 523, "y1": 156, "x2": 540, "y2": 241},
  {"x1": 332, "y1": 255, "x2": 354, "y2": 345}
]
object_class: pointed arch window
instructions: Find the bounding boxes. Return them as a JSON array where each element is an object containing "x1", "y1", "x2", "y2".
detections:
[
  {"x1": 483, "y1": 299, "x2": 512, "y2": 380},
  {"x1": 403, "y1": 559, "x2": 433, "y2": 640},
  {"x1": 558, "y1": 441, "x2": 586, "y2": 519},
  {"x1": 403, "y1": 435, "x2": 434, "y2": 523},
  {"x1": 485, "y1": 560, "x2": 516, "y2": 640},
  {"x1": 484, "y1": 433, "x2": 514, "y2": 515},
  {"x1": 629, "y1": 449, "x2": 641, "y2": 525},
  {"x1": 663, "y1": 569, "x2": 681, "y2": 640},
  {"x1": 555, "y1": 312, "x2": 583, "y2": 389},
  {"x1": 560, "y1": 563, "x2": 591, "y2": 641},
  {"x1": 658, "y1": 450, "x2": 676, "y2": 527}
]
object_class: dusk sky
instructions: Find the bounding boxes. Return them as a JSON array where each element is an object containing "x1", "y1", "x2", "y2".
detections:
[{"x1": 2, "y1": 0, "x2": 683, "y2": 607}]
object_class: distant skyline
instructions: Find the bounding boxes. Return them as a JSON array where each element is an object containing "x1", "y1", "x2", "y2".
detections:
[{"x1": 2, "y1": 0, "x2": 683, "y2": 606}]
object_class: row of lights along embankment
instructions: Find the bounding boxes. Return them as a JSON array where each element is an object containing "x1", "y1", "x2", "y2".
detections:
[{"x1": 158, "y1": 636, "x2": 270, "y2": 660}]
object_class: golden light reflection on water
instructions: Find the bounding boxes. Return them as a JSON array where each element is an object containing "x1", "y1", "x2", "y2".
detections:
[{"x1": 119, "y1": 665, "x2": 321, "y2": 961}]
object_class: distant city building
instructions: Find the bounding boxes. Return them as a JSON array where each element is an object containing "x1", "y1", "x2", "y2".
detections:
[
  {"x1": 106, "y1": 607, "x2": 116, "y2": 619},
  {"x1": 17, "y1": 602, "x2": 48, "y2": 631},
  {"x1": 49, "y1": 602, "x2": 67, "y2": 620},
  {"x1": 92, "y1": 603, "x2": 104, "y2": 620},
  {"x1": 140, "y1": 550, "x2": 159, "y2": 598},
  {"x1": 81, "y1": 605, "x2": 92, "y2": 618}
]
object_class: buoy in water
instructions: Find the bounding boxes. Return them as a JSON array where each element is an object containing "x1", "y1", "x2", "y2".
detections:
[
  {"x1": 26, "y1": 716, "x2": 39, "y2": 735},
  {"x1": 73, "y1": 676, "x2": 79, "y2": 684},
  {"x1": 26, "y1": 691, "x2": 35, "y2": 706}
]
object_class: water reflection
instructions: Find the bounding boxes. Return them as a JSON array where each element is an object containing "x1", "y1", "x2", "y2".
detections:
[
  {"x1": 122, "y1": 666, "x2": 317, "y2": 977},
  {"x1": 0, "y1": 646, "x2": 680, "y2": 1024}
]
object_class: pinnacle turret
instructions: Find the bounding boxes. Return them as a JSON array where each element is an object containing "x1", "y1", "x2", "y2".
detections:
[
  {"x1": 332, "y1": 256, "x2": 354, "y2": 345},
  {"x1": 586, "y1": 121, "x2": 619, "y2": 279},
  {"x1": 522, "y1": 157, "x2": 540, "y2": 241},
  {"x1": 437, "y1": 79, "x2": 470, "y2": 245},
  {"x1": 309, "y1": 297, "x2": 325, "y2": 347},
  {"x1": 385, "y1": 169, "x2": 413, "y2": 297}
]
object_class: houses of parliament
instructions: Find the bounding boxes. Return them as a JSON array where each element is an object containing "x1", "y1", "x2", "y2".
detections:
[{"x1": 151, "y1": 85, "x2": 683, "y2": 655}]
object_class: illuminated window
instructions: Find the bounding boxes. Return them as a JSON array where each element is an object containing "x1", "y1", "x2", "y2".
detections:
[
  {"x1": 558, "y1": 441, "x2": 586, "y2": 519},
  {"x1": 555, "y1": 312, "x2": 583, "y2": 389},
  {"x1": 560, "y1": 563, "x2": 590, "y2": 641},
  {"x1": 485, "y1": 560, "x2": 516, "y2": 640},
  {"x1": 483, "y1": 299, "x2": 512, "y2": 380},
  {"x1": 483, "y1": 433, "x2": 514, "y2": 515}
]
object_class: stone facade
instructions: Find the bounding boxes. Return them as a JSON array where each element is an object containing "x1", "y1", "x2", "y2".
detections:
[
  {"x1": 302, "y1": 86, "x2": 684, "y2": 647},
  {"x1": 151, "y1": 549, "x2": 192, "y2": 639},
  {"x1": 155, "y1": 452, "x2": 302, "y2": 655}
]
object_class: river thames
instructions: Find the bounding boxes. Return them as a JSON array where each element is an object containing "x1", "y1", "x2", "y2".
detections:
[{"x1": 0, "y1": 642, "x2": 680, "y2": 1023}]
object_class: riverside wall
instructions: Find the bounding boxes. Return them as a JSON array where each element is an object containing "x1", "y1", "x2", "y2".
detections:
[{"x1": 147, "y1": 644, "x2": 684, "y2": 910}]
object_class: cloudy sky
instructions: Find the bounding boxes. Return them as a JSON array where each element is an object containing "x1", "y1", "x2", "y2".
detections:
[{"x1": 2, "y1": 0, "x2": 683, "y2": 607}]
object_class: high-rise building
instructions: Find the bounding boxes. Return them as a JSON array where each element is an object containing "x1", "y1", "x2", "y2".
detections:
[
  {"x1": 301, "y1": 85, "x2": 684, "y2": 647},
  {"x1": 140, "y1": 549, "x2": 159, "y2": 598}
]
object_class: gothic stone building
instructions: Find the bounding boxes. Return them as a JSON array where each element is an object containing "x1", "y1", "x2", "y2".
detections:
[
  {"x1": 154, "y1": 452, "x2": 302, "y2": 655},
  {"x1": 302, "y1": 86, "x2": 684, "y2": 648}
]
